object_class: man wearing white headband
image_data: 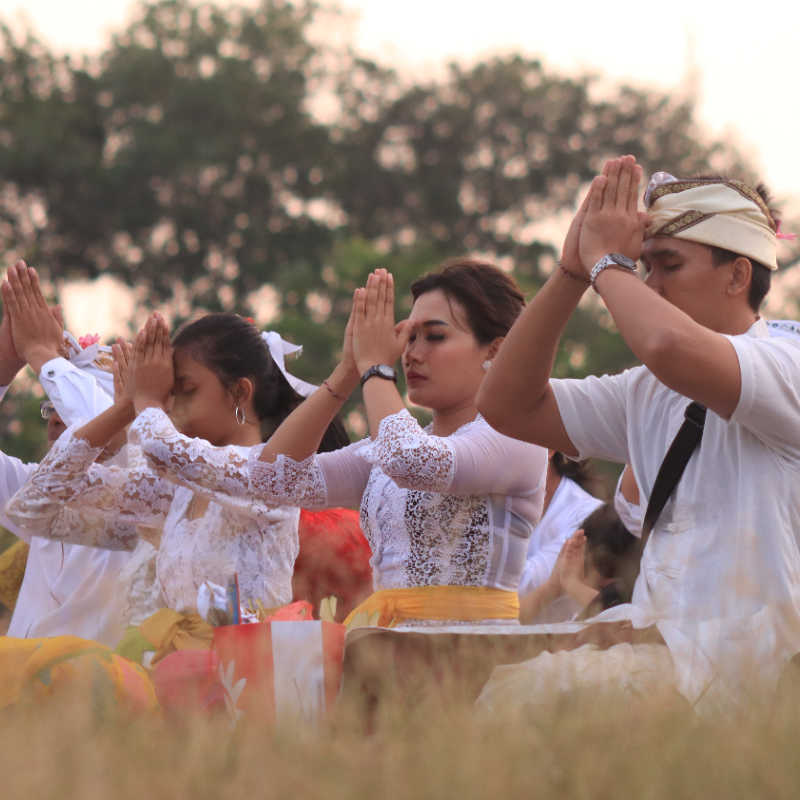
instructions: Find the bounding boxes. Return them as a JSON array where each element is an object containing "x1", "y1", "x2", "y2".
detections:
[
  {"x1": 478, "y1": 155, "x2": 800, "y2": 715},
  {"x1": 0, "y1": 261, "x2": 147, "y2": 646}
]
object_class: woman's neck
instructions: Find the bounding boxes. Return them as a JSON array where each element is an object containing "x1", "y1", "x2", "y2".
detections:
[
  {"x1": 222, "y1": 423, "x2": 263, "y2": 447},
  {"x1": 431, "y1": 400, "x2": 480, "y2": 437}
]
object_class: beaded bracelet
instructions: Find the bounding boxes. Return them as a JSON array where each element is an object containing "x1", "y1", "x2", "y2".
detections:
[
  {"x1": 558, "y1": 262, "x2": 591, "y2": 286},
  {"x1": 323, "y1": 379, "x2": 345, "y2": 401}
]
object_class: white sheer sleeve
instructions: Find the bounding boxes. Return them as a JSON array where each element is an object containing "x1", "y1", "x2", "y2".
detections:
[
  {"x1": 5, "y1": 426, "x2": 173, "y2": 550},
  {"x1": 130, "y1": 406, "x2": 371, "y2": 511},
  {"x1": 362, "y1": 409, "x2": 547, "y2": 497}
]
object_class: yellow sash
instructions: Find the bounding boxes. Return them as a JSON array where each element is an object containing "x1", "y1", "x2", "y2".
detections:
[{"x1": 343, "y1": 586, "x2": 519, "y2": 628}]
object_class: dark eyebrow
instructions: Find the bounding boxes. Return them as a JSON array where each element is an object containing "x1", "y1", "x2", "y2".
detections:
[
  {"x1": 645, "y1": 248, "x2": 683, "y2": 261},
  {"x1": 420, "y1": 320, "x2": 448, "y2": 328}
]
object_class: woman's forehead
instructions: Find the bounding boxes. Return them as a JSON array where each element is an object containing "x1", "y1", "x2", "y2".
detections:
[
  {"x1": 173, "y1": 348, "x2": 215, "y2": 380},
  {"x1": 409, "y1": 289, "x2": 467, "y2": 327}
]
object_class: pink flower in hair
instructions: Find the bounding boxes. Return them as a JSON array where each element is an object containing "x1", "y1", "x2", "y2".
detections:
[{"x1": 78, "y1": 333, "x2": 101, "y2": 349}]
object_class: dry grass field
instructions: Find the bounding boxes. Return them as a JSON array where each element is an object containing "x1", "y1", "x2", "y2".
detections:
[{"x1": 1, "y1": 660, "x2": 799, "y2": 800}]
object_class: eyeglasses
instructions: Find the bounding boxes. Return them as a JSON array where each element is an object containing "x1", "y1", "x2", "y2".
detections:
[{"x1": 40, "y1": 401, "x2": 56, "y2": 420}]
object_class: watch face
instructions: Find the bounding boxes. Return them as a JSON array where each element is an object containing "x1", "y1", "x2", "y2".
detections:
[
  {"x1": 610, "y1": 253, "x2": 636, "y2": 269},
  {"x1": 377, "y1": 365, "x2": 395, "y2": 379}
]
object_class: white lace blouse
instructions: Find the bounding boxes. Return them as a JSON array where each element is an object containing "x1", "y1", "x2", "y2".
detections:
[
  {"x1": 5, "y1": 424, "x2": 299, "y2": 615},
  {"x1": 128, "y1": 406, "x2": 548, "y2": 595}
]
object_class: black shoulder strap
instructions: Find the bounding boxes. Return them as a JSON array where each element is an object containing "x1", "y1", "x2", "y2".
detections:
[
  {"x1": 578, "y1": 401, "x2": 706, "y2": 621},
  {"x1": 640, "y1": 401, "x2": 707, "y2": 549}
]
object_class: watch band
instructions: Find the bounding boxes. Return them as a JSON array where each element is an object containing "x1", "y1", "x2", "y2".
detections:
[
  {"x1": 590, "y1": 253, "x2": 638, "y2": 287},
  {"x1": 360, "y1": 364, "x2": 397, "y2": 388}
]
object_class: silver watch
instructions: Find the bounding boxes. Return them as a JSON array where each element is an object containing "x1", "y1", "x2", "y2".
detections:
[{"x1": 590, "y1": 253, "x2": 637, "y2": 286}]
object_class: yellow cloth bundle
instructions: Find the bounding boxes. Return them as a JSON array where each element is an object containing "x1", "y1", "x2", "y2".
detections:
[
  {"x1": 0, "y1": 635, "x2": 158, "y2": 713},
  {"x1": 343, "y1": 585, "x2": 520, "y2": 628}
]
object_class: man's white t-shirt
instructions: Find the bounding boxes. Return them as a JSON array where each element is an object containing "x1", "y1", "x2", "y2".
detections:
[{"x1": 550, "y1": 318, "x2": 800, "y2": 710}]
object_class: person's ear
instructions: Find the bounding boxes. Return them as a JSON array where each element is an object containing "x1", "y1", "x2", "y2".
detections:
[
  {"x1": 727, "y1": 256, "x2": 752, "y2": 298},
  {"x1": 486, "y1": 336, "x2": 504, "y2": 360},
  {"x1": 231, "y1": 377, "x2": 255, "y2": 407}
]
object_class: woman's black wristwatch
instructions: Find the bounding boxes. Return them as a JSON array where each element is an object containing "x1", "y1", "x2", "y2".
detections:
[{"x1": 360, "y1": 364, "x2": 397, "y2": 387}]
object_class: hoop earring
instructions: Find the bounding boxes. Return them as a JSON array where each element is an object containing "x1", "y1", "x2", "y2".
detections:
[
  {"x1": 482, "y1": 360, "x2": 492, "y2": 372},
  {"x1": 234, "y1": 406, "x2": 247, "y2": 425}
]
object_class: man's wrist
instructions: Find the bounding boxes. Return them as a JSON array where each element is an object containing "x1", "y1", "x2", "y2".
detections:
[
  {"x1": 0, "y1": 361, "x2": 24, "y2": 386},
  {"x1": 26, "y1": 346, "x2": 61, "y2": 374}
]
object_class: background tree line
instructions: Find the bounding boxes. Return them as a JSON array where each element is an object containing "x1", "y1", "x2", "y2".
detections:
[{"x1": 0, "y1": 0, "x2": 797, "y2": 467}]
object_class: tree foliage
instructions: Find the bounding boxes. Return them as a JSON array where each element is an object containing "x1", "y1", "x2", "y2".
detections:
[{"x1": 0, "y1": 0, "x2": 794, "y2": 462}]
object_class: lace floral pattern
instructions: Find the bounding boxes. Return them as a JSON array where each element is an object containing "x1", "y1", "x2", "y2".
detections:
[
  {"x1": 7, "y1": 420, "x2": 299, "y2": 618},
  {"x1": 155, "y1": 490, "x2": 298, "y2": 612},
  {"x1": 248, "y1": 453, "x2": 328, "y2": 509},
  {"x1": 7, "y1": 432, "x2": 173, "y2": 550},
  {"x1": 130, "y1": 407, "x2": 330, "y2": 512},
  {"x1": 361, "y1": 410, "x2": 455, "y2": 491},
  {"x1": 117, "y1": 540, "x2": 163, "y2": 626},
  {"x1": 129, "y1": 407, "x2": 546, "y2": 605}
]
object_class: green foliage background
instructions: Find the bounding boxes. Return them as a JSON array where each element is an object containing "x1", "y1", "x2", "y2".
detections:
[{"x1": 0, "y1": 0, "x2": 797, "y2": 473}]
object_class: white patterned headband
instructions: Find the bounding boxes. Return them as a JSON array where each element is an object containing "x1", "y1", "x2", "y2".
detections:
[
  {"x1": 644, "y1": 171, "x2": 778, "y2": 270},
  {"x1": 260, "y1": 331, "x2": 318, "y2": 398}
]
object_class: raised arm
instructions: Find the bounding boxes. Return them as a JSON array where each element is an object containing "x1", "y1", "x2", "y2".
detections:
[
  {"x1": 129, "y1": 404, "x2": 371, "y2": 511},
  {"x1": 577, "y1": 158, "x2": 743, "y2": 419},
  {"x1": 1, "y1": 260, "x2": 64, "y2": 378},
  {"x1": 351, "y1": 269, "x2": 408, "y2": 439},
  {"x1": 5, "y1": 424, "x2": 171, "y2": 549},
  {"x1": 476, "y1": 174, "x2": 599, "y2": 454},
  {"x1": 0, "y1": 265, "x2": 26, "y2": 387},
  {"x1": 364, "y1": 408, "x2": 546, "y2": 497}
]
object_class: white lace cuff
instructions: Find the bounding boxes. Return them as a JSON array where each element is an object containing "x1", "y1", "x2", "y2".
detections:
[{"x1": 248, "y1": 449, "x2": 328, "y2": 508}]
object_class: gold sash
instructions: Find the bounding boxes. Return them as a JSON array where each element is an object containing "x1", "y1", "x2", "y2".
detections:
[{"x1": 343, "y1": 586, "x2": 519, "y2": 628}]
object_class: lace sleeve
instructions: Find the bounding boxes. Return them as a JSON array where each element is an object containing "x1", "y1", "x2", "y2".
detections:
[
  {"x1": 129, "y1": 406, "x2": 255, "y2": 502},
  {"x1": 5, "y1": 427, "x2": 173, "y2": 549},
  {"x1": 362, "y1": 409, "x2": 456, "y2": 492},
  {"x1": 130, "y1": 406, "x2": 369, "y2": 511},
  {"x1": 363, "y1": 409, "x2": 548, "y2": 497}
]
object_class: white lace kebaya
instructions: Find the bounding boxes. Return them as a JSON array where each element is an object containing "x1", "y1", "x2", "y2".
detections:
[
  {"x1": 128, "y1": 406, "x2": 548, "y2": 619},
  {"x1": 5, "y1": 422, "x2": 299, "y2": 615}
]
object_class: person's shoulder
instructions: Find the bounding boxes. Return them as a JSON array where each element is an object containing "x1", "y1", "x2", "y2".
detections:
[{"x1": 473, "y1": 413, "x2": 548, "y2": 453}]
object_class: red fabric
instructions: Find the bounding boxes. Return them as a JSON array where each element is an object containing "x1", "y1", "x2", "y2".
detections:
[
  {"x1": 293, "y1": 508, "x2": 373, "y2": 621},
  {"x1": 262, "y1": 600, "x2": 313, "y2": 622},
  {"x1": 151, "y1": 649, "x2": 223, "y2": 714},
  {"x1": 213, "y1": 620, "x2": 346, "y2": 722}
]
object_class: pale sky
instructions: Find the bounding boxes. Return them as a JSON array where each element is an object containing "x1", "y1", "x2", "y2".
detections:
[
  {"x1": 6, "y1": 0, "x2": 800, "y2": 332},
  {"x1": 10, "y1": 0, "x2": 800, "y2": 202}
]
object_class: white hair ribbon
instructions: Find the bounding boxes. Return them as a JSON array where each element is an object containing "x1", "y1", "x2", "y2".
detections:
[{"x1": 260, "y1": 331, "x2": 318, "y2": 398}]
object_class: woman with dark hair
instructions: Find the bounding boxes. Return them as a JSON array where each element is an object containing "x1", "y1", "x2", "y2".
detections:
[
  {"x1": 7, "y1": 312, "x2": 347, "y2": 622},
  {"x1": 129, "y1": 260, "x2": 548, "y2": 627}
]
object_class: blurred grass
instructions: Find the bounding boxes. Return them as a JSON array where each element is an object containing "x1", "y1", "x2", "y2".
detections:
[{"x1": 0, "y1": 663, "x2": 799, "y2": 800}]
